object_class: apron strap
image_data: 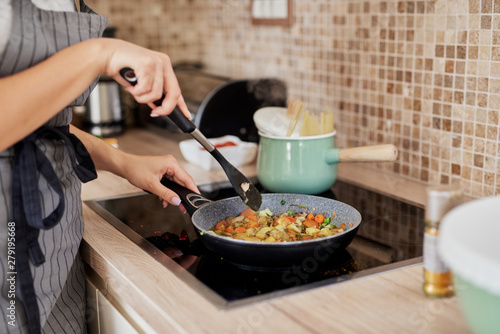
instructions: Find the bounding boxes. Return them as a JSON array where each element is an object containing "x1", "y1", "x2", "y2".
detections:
[{"x1": 11, "y1": 125, "x2": 97, "y2": 333}]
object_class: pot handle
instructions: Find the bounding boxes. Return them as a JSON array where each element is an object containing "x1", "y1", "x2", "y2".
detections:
[
  {"x1": 325, "y1": 144, "x2": 398, "y2": 164},
  {"x1": 160, "y1": 178, "x2": 212, "y2": 216}
]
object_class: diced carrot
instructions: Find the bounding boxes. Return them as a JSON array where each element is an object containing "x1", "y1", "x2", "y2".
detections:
[
  {"x1": 287, "y1": 216, "x2": 296, "y2": 223},
  {"x1": 339, "y1": 223, "x2": 346, "y2": 229},
  {"x1": 314, "y1": 214, "x2": 325, "y2": 224},
  {"x1": 303, "y1": 220, "x2": 319, "y2": 228},
  {"x1": 302, "y1": 235, "x2": 313, "y2": 240},
  {"x1": 215, "y1": 220, "x2": 227, "y2": 231},
  {"x1": 235, "y1": 227, "x2": 247, "y2": 233},
  {"x1": 240, "y1": 208, "x2": 258, "y2": 222},
  {"x1": 240, "y1": 208, "x2": 256, "y2": 217},
  {"x1": 247, "y1": 221, "x2": 258, "y2": 228},
  {"x1": 306, "y1": 213, "x2": 315, "y2": 220},
  {"x1": 225, "y1": 226, "x2": 234, "y2": 233},
  {"x1": 349, "y1": 222, "x2": 353, "y2": 227},
  {"x1": 247, "y1": 214, "x2": 258, "y2": 222}
]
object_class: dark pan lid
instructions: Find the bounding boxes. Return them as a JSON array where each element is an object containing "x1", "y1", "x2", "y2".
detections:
[{"x1": 194, "y1": 79, "x2": 287, "y2": 143}]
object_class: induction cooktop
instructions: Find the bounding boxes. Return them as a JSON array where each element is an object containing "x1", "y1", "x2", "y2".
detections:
[{"x1": 85, "y1": 179, "x2": 425, "y2": 309}]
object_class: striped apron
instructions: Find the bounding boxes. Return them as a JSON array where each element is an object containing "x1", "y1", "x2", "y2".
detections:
[{"x1": 0, "y1": 1, "x2": 108, "y2": 333}]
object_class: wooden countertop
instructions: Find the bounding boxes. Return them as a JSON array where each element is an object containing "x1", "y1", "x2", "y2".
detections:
[{"x1": 81, "y1": 127, "x2": 471, "y2": 334}]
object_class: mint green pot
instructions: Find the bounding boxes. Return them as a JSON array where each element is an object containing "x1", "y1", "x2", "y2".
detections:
[{"x1": 257, "y1": 132, "x2": 340, "y2": 194}]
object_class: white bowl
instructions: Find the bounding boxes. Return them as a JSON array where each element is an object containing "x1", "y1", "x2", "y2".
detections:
[
  {"x1": 439, "y1": 196, "x2": 500, "y2": 334},
  {"x1": 179, "y1": 135, "x2": 258, "y2": 171}
]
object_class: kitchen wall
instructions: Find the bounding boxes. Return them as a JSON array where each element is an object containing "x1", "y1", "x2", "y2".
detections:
[{"x1": 86, "y1": 0, "x2": 500, "y2": 198}]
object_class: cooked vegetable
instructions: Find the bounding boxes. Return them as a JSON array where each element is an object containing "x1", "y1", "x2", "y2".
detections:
[{"x1": 209, "y1": 207, "x2": 347, "y2": 243}]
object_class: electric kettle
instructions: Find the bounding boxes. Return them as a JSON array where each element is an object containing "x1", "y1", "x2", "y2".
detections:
[{"x1": 85, "y1": 76, "x2": 124, "y2": 137}]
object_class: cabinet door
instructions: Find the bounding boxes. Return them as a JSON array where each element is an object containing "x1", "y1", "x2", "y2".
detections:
[
  {"x1": 85, "y1": 278, "x2": 138, "y2": 334},
  {"x1": 97, "y1": 289, "x2": 139, "y2": 334}
]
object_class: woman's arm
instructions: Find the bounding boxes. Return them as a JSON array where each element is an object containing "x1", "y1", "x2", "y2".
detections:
[
  {"x1": 70, "y1": 125, "x2": 199, "y2": 206},
  {"x1": 0, "y1": 38, "x2": 190, "y2": 151}
]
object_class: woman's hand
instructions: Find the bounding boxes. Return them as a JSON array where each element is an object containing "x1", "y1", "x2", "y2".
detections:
[
  {"x1": 99, "y1": 38, "x2": 190, "y2": 119},
  {"x1": 119, "y1": 153, "x2": 199, "y2": 208}
]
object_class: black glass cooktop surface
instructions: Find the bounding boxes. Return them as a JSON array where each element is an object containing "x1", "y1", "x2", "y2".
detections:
[{"x1": 85, "y1": 180, "x2": 425, "y2": 309}]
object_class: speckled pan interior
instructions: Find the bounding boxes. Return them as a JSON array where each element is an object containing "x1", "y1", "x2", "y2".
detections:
[{"x1": 191, "y1": 193, "x2": 362, "y2": 245}]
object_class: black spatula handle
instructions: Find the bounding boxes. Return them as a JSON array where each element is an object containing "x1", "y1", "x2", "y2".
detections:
[{"x1": 119, "y1": 67, "x2": 195, "y2": 133}]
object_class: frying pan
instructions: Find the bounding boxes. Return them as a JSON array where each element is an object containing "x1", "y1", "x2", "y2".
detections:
[{"x1": 162, "y1": 179, "x2": 362, "y2": 268}]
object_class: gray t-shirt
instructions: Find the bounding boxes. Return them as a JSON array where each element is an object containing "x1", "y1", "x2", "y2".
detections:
[{"x1": 0, "y1": 0, "x2": 76, "y2": 54}]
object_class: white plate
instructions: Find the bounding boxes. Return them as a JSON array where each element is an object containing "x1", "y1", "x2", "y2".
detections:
[
  {"x1": 179, "y1": 135, "x2": 258, "y2": 171},
  {"x1": 253, "y1": 107, "x2": 302, "y2": 137}
]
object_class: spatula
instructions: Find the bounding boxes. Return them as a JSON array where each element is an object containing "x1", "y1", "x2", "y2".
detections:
[{"x1": 119, "y1": 68, "x2": 263, "y2": 211}]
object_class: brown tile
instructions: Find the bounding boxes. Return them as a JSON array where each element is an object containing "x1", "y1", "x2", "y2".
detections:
[
  {"x1": 455, "y1": 61, "x2": 466, "y2": 74},
  {"x1": 434, "y1": 88, "x2": 443, "y2": 101},
  {"x1": 472, "y1": 169, "x2": 483, "y2": 183},
  {"x1": 487, "y1": 126, "x2": 498, "y2": 140},
  {"x1": 467, "y1": 76, "x2": 477, "y2": 90},
  {"x1": 445, "y1": 60, "x2": 454, "y2": 73},
  {"x1": 484, "y1": 171, "x2": 495, "y2": 186},
  {"x1": 469, "y1": 0, "x2": 480, "y2": 13},
  {"x1": 432, "y1": 117, "x2": 441, "y2": 129},
  {"x1": 478, "y1": 93, "x2": 488, "y2": 107},
  {"x1": 461, "y1": 166, "x2": 471, "y2": 179},
  {"x1": 492, "y1": 46, "x2": 500, "y2": 61},
  {"x1": 466, "y1": 92, "x2": 476, "y2": 106},
  {"x1": 454, "y1": 91, "x2": 464, "y2": 104},
  {"x1": 482, "y1": 0, "x2": 493, "y2": 13},
  {"x1": 443, "y1": 104, "x2": 452, "y2": 117},
  {"x1": 435, "y1": 44, "x2": 444, "y2": 57},
  {"x1": 488, "y1": 110, "x2": 499, "y2": 124},
  {"x1": 446, "y1": 45, "x2": 455, "y2": 58},
  {"x1": 455, "y1": 76, "x2": 465, "y2": 89},
  {"x1": 474, "y1": 154, "x2": 484, "y2": 168},
  {"x1": 494, "y1": 31, "x2": 500, "y2": 45},
  {"x1": 433, "y1": 102, "x2": 442, "y2": 115},
  {"x1": 440, "y1": 174, "x2": 449, "y2": 185},
  {"x1": 476, "y1": 124, "x2": 486, "y2": 138},
  {"x1": 417, "y1": 1, "x2": 425, "y2": 14},
  {"x1": 490, "y1": 94, "x2": 500, "y2": 109},
  {"x1": 469, "y1": 30, "x2": 479, "y2": 44},
  {"x1": 463, "y1": 133, "x2": 474, "y2": 146},
  {"x1": 492, "y1": 62, "x2": 500, "y2": 76},
  {"x1": 496, "y1": 0, "x2": 500, "y2": 12},
  {"x1": 443, "y1": 118, "x2": 452, "y2": 131},
  {"x1": 443, "y1": 89, "x2": 454, "y2": 102},
  {"x1": 457, "y1": 31, "x2": 468, "y2": 44},
  {"x1": 457, "y1": 45, "x2": 467, "y2": 59},
  {"x1": 421, "y1": 59, "x2": 431, "y2": 72},
  {"x1": 481, "y1": 15, "x2": 492, "y2": 29},
  {"x1": 426, "y1": 1, "x2": 435, "y2": 13},
  {"x1": 478, "y1": 77, "x2": 489, "y2": 91}
]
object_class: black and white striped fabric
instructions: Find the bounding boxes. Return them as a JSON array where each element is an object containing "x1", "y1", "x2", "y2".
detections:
[{"x1": 0, "y1": 1, "x2": 107, "y2": 333}]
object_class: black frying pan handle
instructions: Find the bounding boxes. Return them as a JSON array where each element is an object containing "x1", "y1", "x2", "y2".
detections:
[
  {"x1": 119, "y1": 67, "x2": 196, "y2": 133},
  {"x1": 160, "y1": 178, "x2": 212, "y2": 216}
]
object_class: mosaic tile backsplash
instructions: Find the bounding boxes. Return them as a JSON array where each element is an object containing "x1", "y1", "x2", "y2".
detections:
[{"x1": 86, "y1": 0, "x2": 500, "y2": 198}]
